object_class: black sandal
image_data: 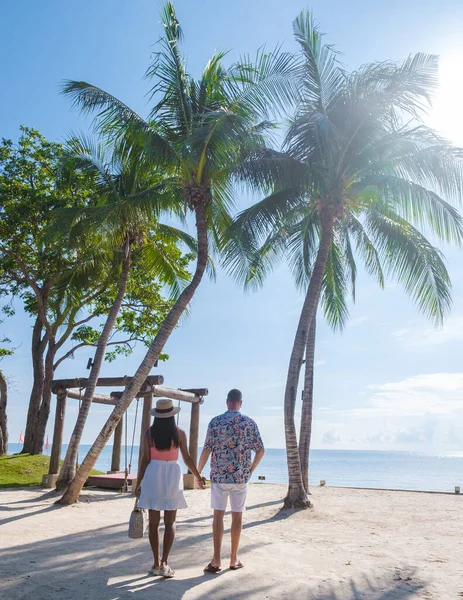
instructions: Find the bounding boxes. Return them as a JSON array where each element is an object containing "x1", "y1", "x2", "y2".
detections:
[{"x1": 204, "y1": 563, "x2": 222, "y2": 573}]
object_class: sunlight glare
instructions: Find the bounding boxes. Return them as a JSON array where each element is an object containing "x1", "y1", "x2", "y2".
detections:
[{"x1": 429, "y1": 56, "x2": 463, "y2": 146}]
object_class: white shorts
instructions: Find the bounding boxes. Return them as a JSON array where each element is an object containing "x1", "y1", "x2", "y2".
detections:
[{"x1": 211, "y1": 483, "x2": 248, "y2": 512}]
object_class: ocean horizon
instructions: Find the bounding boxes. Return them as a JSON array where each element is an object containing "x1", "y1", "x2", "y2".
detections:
[{"x1": 30, "y1": 445, "x2": 462, "y2": 494}]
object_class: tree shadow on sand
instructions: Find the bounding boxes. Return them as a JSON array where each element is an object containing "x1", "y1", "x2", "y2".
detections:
[
  {"x1": 0, "y1": 515, "x2": 427, "y2": 600},
  {"x1": 0, "y1": 491, "x2": 429, "y2": 600},
  {"x1": 110, "y1": 567, "x2": 424, "y2": 600}
]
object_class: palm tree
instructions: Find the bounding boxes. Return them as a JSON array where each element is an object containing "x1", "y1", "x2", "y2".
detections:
[
  {"x1": 56, "y1": 2, "x2": 299, "y2": 504},
  {"x1": 53, "y1": 137, "x2": 193, "y2": 490},
  {"x1": 226, "y1": 11, "x2": 463, "y2": 508}
]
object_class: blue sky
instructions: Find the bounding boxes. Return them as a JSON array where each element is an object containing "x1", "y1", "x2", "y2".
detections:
[{"x1": 2, "y1": 0, "x2": 463, "y2": 452}]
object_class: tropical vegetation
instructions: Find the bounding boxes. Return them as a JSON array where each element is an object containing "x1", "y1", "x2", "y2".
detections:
[
  {"x1": 56, "y1": 1, "x2": 299, "y2": 505},
  {"x1": 226, "y1": 12, "x2": 463, "y2": 507},
  {"x1": 1, "y1": 3, "x2": 463, "y2": 511}
]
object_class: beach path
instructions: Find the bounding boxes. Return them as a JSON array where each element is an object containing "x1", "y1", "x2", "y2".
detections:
[{"x1": 0, "y1": 484, "x2": 461, "y2": 599}]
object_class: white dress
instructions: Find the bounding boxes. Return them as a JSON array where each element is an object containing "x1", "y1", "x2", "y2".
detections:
[{"x1": 138, "y1": 443, "x2": 187, "y2": 511}]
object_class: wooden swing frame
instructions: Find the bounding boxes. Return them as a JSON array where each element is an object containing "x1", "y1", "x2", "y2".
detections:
[{"x1": 45, "y1": 375, "x2": 208, "y2": 490}]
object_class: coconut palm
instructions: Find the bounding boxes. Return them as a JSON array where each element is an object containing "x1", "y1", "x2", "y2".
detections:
[
  {"x1": 53, "y1": 136, "x2": 194, "y2": 490},
  {"x1": 226, "y1": 11, "x2": 463, "y2": 508},
  {"x1": 57, "y1": 2, "x2": 299, "y2": 504}
]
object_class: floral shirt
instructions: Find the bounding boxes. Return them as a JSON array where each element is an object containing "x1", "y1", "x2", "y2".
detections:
[{"x1": 204, "y1": 410, "x2": 264, "y2": 484}]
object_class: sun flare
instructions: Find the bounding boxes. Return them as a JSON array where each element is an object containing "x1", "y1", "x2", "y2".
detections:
[{"x1": 429, "y1": 56, "x2": 463, "y2": 145}]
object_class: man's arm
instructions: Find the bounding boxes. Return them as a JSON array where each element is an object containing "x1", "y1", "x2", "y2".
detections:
[
  {"x1": 198, "y1": 420, "x2": 214, "y2": 476},
  {"x1": 197, "y1": 447, "x2": 211, "y2": 475},
  {"x1": 249, "y1": 419, "x2": 265, "y2": 478},
  {"x1": 250, "y1": 448, "x2": 265, "y2": 475}
]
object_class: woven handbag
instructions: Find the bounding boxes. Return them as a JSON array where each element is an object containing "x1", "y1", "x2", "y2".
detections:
[{"x1": 128, "y1": 497, "x2": 147, "y2": 539}]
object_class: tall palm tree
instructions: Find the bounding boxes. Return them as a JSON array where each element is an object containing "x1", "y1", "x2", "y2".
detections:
[
  {"x1": 226, "y1": 11, "x2": 463, "y2": 508},
  {"x1": 53, "y1": 137, "x2": 193, "y2": 489},
  {"x1": 57, "y1": 2, "x2": 299, "y2": 504}
]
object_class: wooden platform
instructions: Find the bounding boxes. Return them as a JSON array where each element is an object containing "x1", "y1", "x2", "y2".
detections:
[{"x1": 85, "y1": 472, "x2": 137, "y2": 490}]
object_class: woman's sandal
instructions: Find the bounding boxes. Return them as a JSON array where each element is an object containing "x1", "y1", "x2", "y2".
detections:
[
  {"x1": 204, "y1": 563, "x2": 222, "y2": 574},
  {"x1": 230, "y1": 562, "x2": 244, "y2": 570},
  {"x1": 150, "y1": 567, "x2": 164, "y2": 576},
  {"x1": 161, "y1": 564, "x2": 175, "y2": 578}
]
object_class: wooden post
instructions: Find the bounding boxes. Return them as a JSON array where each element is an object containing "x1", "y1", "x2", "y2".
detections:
[
  {"x1": 188, "y1": 402, "x2": 200, "y2": 467},
  {"x1": 184, "y1": 401, "x2": 201, "y2": 490},
  {"x1": 137, "y1": 391, "x2": 153, "y2": 475},
  {"x1": 44, "y1": 388, "x2": 67, "y2": 487},
  {"x1": 111, "y1": 418, "x2": 123, "y2": 472}
]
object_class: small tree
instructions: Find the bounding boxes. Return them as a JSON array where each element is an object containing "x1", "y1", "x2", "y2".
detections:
[
  {"x1": 0, "y1": 127, "x2": 107, "y2": 453},
  {"x1": 53, "y1": 138, "x2": 193, "y2": 488}
]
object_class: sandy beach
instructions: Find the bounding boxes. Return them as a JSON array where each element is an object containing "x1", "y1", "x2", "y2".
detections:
[{"x1": 0, "y1": 484, "x2": 461, "y2": 600}]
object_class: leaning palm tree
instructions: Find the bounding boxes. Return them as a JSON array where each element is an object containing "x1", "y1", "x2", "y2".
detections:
[
  {"x1": 226, "y1": 11, "x2": 463, "y2": 508},
  {"x1": 53, "y1": 137, "x2": 193, "y2": 490},
  {"x1": 57, "y1": 2, "x2": 299, "y2": 504}
]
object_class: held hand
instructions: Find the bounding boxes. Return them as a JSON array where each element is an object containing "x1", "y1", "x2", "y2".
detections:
[
  {"x1": 196, "y1": 476, "x2": 207, "y2": 490},
  {"x1": 135, "y1": 483, "x2": 142, "y2": 496}
]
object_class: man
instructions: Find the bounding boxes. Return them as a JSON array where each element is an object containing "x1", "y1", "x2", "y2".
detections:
[{"x1": 197, "y1": 388, "x2": 265, "y2": 573}]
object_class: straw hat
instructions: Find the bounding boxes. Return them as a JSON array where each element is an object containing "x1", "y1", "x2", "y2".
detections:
[{"x1": 150, "y1": 398, "x2": 180, "y2": 419}]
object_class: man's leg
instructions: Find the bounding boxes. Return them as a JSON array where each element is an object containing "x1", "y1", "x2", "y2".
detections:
[
  {"x1": 212, "y1": 509, "x2": 225, "y2": 568},
  {"x1": 230, "y1": 511, "x2": 243, "y2": 567},
  {"x1": 205, "y1": 483, "x2": 228, "y2": 571},
  {"x1": 229, "y1": 484, "x2": 248, "y2": 568},
  {"x1": 148, "y1": 510, "x2": 161, "y2": 570}
]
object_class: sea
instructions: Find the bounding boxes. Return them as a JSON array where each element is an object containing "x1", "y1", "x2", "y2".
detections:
[{"x1": 59, "y1": 445, "x2": 463, "y2": 493}]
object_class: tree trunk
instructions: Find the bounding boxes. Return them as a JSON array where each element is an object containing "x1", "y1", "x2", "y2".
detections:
[
  {"x1": 58, "y1": 204, "x2": 209, "y2": 504},
  {"x1": 49, "y1": 389, "x2": 67, "y2": 474},
  {"x1": 56, "y1": 245, "x2": 132, "y2": 490},
  {"x1": 0, "y1": 371, "x2": 8, "y2": 455},
  {"x1": 299, "y1": 313, "x2": 317, "y2": 494},
  {"x1": 35, "y1": 344, "x2": 56, "y2": 453},
  {"x1": 23, "y1": 316, "x2": 47, "y2": 454},
  {"x1": 283, "y1": 212, "x2": 334, "y2": 509}
]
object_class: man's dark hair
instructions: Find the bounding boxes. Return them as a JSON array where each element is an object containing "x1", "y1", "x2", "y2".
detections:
[{"x1": 227, "y1": 389, "x2": 242, "y2": 403}]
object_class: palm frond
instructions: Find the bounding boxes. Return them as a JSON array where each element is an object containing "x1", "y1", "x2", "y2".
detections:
[
  {"x1": 320, "y1": 240, "x2": 350, "y2": 330},
  {"x1": 366, "y1": 207, "x2": 452, "y2": 324},
  {"x1": 292, "y1": 9, "x2": 345, "y2": 111},
  {"x1": 146, "y1": 1, "x2": 191, "y2": 133}
]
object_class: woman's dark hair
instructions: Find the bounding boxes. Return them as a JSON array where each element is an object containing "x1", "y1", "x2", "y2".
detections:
[{"x1": 150, "y1": 416, "x2": 179, "y2": 450}]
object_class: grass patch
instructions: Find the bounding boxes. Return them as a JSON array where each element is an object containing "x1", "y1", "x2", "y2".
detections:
[{"x1": 0, "y1": 453, "x2": 103, "y2": 488}]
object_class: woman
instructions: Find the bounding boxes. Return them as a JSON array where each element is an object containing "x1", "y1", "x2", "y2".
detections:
[{"x1": 136, "y1": 398, "x2": 205, "y2": 578}]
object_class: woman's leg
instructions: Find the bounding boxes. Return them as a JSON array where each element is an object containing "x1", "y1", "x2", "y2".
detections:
[
  {"x1": 161, "y1": 510, "x2": 177, "y2": 568},
  {"x1": 148, "y1": 510, "x2": 161, "y2": 569}
]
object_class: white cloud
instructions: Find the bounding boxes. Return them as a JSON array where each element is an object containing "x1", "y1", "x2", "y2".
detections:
[
  {"x1": 321, "y1": 429, "x2": 341, "y2": 444},
  {"x1": 253, "y1": 382, "x2": 284, "y2": 391},
  {"x1": 315, "y1": 359, "x2": 327, "y2": 367},
  {"x1": 392, "y1": 315, "x2": 463, "y2": 346},
  {"x1": 337, "y1": 373, "x2": 463, "y2": 419},
  {"x1": 347, "y1": 316, "x2": 368, "y2": 328}
]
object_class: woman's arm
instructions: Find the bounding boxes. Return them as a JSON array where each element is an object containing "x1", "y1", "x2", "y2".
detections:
[
  {"x1": 178, "y1": 429, "x2": 205, "y2": 488},
  {"x1": 135, "y1": 430, "x2": 151, "y2": 494}
]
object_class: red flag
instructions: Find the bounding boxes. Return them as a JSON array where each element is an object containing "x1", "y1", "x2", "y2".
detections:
[
  {"x1": 19, "y1": 431, "x2": 24, "y2": 443},
  {"x1": 45, "y1": 435, "x2": 49, "y2": 451}
]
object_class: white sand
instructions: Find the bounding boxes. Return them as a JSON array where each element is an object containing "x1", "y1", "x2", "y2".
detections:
[{"x1": 0, "y1": 484, "x2": 462, "y2": 599}]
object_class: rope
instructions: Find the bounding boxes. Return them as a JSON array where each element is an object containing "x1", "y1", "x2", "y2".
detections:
[
  {"x1": 124, "y1": 411, "x2": 128, "y2": 472},
  {"x1": 122, "y1": 397, "x2": 140, "y2": 494}
]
